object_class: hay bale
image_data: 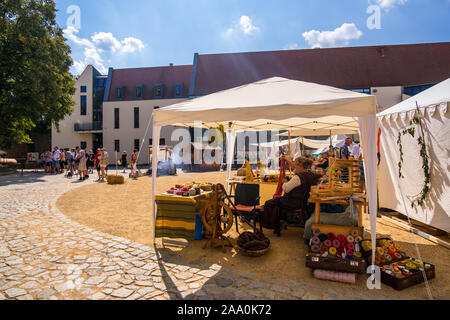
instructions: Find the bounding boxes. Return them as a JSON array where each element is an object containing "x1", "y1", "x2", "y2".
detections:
[{"x1": 107, "y1": 175, "x2": 125, "y2": 185}]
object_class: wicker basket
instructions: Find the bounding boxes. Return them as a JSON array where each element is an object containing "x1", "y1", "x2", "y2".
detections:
[{"x1": 237, "y1": 245, "x2": 270, "y2": 257}]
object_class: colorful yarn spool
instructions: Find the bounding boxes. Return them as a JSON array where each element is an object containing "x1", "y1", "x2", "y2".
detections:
[
  {"x1": 347, "y1": 243, "x2": 355, "y2": 251},
  {"x1": 355, "y1": 236, "x2": 363, "y2": 243},
  {"x1": 354, "y1": 252, "x2": 362, "y2": 259},
  {"x1": 337, "y1": 234, "x2": 346, "y2": 243},
  {"x1": 382, "y1": 240, "x2": 390, "y2": 248},
  {"x1": 387, "y1": 240, "x2": 394, "y2": 247},
  {"x1": 383, "y1": 254, "x2": 393, "y2": 263},
  {"x1": 337, "y1": 247, "x2": 344, "y2": 256},
  {"x1": 329, "y1": 247, "x2": 337, "y2": 255},
  {"x1": 324, "y1": 240, "x2": 332, "y2": 248},
  {"x1": 319, "y1": 234, "x2": 328, "y2": 242},
  {"x1": 312, "y1": 228, "x2": 321, "y2": 237},
  {"x1": 347, "y1": 249, "x2": 354, "y2": 257},
  {"x1": 388, "y1": 252, "x2": 396, "y2": 260},
  {"x1": 351, "y1": 230, "x2": 359, "y2": 238},
  {"x1": 394, "y1": 253, "x2": 403, "y2": 260},
  {"x1": 311, "y1": 244, "x2": 321, "y2": 253},
  {"x1": 333, "y1": 240, "x2": 341, "y2": 249},
  {"x1": 376, "y1": 247, "x2": 385, "y2": 256},
  {"x1": 327, "y1": 233, "x2": 336, "y2": 241},
  {"x1": 311, "y1": 236, "x2": 321, "y2": 246},
  {"x1": 346, "y1": 235, "x2": 355, "y2": 243},
  {"x1": 388, "y1": 245, "x2": 396, "y2": 253}
]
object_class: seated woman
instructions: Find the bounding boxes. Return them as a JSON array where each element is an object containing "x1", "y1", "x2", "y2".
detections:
[{"x1": 261, "y1": 157, "x2": 316, "y2": 236}]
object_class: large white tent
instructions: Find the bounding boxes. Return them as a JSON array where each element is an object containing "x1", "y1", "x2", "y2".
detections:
[
  {"x1": 378, "y1": 78, "x2": 450, "y2": 232},
  {"x1": 152, "y1": 77, "x2": 379, "y2": 264}
]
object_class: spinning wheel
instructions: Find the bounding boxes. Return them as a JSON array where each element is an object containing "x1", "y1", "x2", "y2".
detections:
[{"x1": 199, "y1": 184, "x2": 234, "y2": 251}]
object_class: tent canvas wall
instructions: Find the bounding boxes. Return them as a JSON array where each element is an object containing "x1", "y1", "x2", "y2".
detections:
[
  {"x1": 378, "y1": 78, "x2": 450, "y2": 232},
  {"x1": 152, "y1": 77, "x2": 379, "y2": 265}
]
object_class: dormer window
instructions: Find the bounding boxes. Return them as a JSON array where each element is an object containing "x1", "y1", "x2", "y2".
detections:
[
  {"x1": 175, "y1": 83, "x2": 183, "y2": 98},
  {"x1": 154, "y1": 84, "x2": 164, "y2": 99},
  {"x1": 116, "y1": 87, "x2": 123, "y2": 99},
  {"x1": 135, "y1": 86, "x2": 143, "y2": 99}
]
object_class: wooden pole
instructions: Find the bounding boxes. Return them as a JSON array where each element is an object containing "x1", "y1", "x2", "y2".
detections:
[
  {"x1": 288, "y1": 131, "x2": 292, "y2": 176},
  {"x1": 302, "y1": 137, "x2": 305, "y2": 155}
]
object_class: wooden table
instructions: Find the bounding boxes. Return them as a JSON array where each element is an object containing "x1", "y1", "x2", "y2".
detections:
[{"x1": 308, "y1": 192, "x2": 367, "y2": 237}]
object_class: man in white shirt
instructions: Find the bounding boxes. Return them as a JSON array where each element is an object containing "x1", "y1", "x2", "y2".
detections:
[
  {"x1": 52, "y1": 147, "x2": 61, "y2": 174},
  {"x1": 352, "y1": 142, "x2": 362, "y2": 160}
]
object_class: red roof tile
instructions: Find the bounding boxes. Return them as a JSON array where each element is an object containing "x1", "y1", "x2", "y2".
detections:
[
  {"x1": 108, "y1": 65, "x2": 192, "y2": 101},
  {"x1": 193, "y1": 42, "x2": 450, "y2": 95}
]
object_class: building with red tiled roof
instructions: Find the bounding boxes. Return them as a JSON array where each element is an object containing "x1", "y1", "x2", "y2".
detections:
[{"x1": 190, "y1": 42, "x2": 450, "y2": 111}]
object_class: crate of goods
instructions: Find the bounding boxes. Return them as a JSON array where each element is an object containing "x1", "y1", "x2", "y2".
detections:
[
  {"x1": 360, "y1": 237, "x2": 408, "y2": 266},
  {"x1": 380, "y1": 258, "x2": 435, "y2": 291},
  {"x1": 305, "y1": 228, "x2": 367, "y2": 274}
]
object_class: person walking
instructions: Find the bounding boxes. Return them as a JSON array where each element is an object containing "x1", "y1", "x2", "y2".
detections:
[
  {"x1": 121, "y1": 151, "x2": 128, "y2": 173},
  {"x1": 75, "y1": 146, "x2": 87, "y2": 181},
  {"x1": 66, "y1": 149, "x2": 75, "y2": 178},
  {"x1": 130, "y1": 149, "x2": 138, "y2": 178},
  {"x1": 99, "y1": 148, "x2": 109, "y2": 182},
  {"x1": 94, "y1": 149, "x2": 101, "y2": 181},
  {"x1": 52, "y1": 147, "x2": 61, "y2": 175},
  {"x1": 87, "y1": 150, "x2": 95, "y2": 174}
]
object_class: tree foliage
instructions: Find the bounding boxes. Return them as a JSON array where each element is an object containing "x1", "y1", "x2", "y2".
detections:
[{"x1": 0, "y1": 0, "x2": 75, "y2": 148}]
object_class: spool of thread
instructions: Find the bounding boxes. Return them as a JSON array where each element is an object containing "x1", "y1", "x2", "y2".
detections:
[
  {"x1": 341, "y1": 240, "x2": 348, "y2": 248},
  {"x1": 351, "y1": 230, "x2": 359, "y2": 238},
  {"x1": 394, "y1": 253, "x2": 403, "y2": 260},
  {"x1": 377, "y1": 247, "x2": 385, "y2": 256},
  {"x1": 388, "y1": 245, "x2": 396, "y2": 253},
  {"x1": 313, "y1": 269, "x2": 356, "y2": 284},
  {"x1": 324, "y1": 240, "x2": 332, "y2": 248},
  {"x1": 337, "y1": 234, "x2": 346, "y2": 243},
  {"x1": 311, "y1": 236, "x2": 321, "y2": 246},
  {"x1": 347, "y1": 243, "x2": 355, "y2": 251},
  {"x1": 329, "y1": 247, "x2": 337, "y2": 255},
  {"x1": 388, "y1": 240, "x2": 394, "y2": 247},
  {"x1": 337, "y1": 247, "x2": 344, "y2": 256},
  {"x1": 319, "y1": 234, "x2": 328, "y2": 242},
  {"x1": 327, "y1": 233, "x2": 336, "y2": 241},
  {"x1": 333, "y1": 240, "x2": 341, "y2": 249},
  {"x1": 383, "y1": 254, "x2": 393, "y2": 263},
  {"x1": 346, "y1": 235, "x2": 355, "y2": 243},
  {"x1": 355, "y1": 236, "x2": 363, "y2": 243},
  {"x1": 311, "y1": 244, "x2": 321, "y2": 253},
  {"x1": 312, "y1": 228, "x2": 321, "y2": 237},
  {"x1": 347, "y1": 249, "x2": 354, "y2": 257},
  {"x1": 354, "y1": 252, "x2": 362, "y2": 259},
  {"x1": 388, "y1": 252, "x2": 396, "y2": 260}
]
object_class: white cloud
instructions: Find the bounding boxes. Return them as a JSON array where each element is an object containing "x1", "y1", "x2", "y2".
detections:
[
  {"x1": 223, "y1": 15, "x2": 259, "y2": 38},
  {"x1": 370, "y1": 0, "x2": 407, "y2": 10},
  {"x1": 239, "y1": 16, "x2": 259, "y2": 35},
  {"x1": 63, "y1": 27, "x2": 145, "y2": 75},
  {"x1": 121, "y1": 37, "x2": 145, "y2": 53},
  {"x1": 302, "y1": 23, "x2": 363, "y2": 48},
  {"x1": 91, "y1": 32, "x2": 122, "y2": 53},
  {"x1": 284, "y1": 43, "x2": 300, "y2": 50}
]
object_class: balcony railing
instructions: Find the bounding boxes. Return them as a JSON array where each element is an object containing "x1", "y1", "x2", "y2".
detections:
[{"x1": 74, "y1": 121, "x2": 103, "y2": 132}]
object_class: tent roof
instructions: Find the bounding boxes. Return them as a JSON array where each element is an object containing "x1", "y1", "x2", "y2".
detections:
[
  {"x1": 378, "y1": 78, "x2": 450, "y2": 117},
  {"x1": 153, "y1": 77, "x2": 376, "y2": 130}
]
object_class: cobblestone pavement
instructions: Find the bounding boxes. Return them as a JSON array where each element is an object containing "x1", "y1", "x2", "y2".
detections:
[{"x1": 0, "y1": 172, "x2": 396, "y2": 300}]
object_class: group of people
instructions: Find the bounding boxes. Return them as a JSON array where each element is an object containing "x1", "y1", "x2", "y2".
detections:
[{"x1": 40, "y1": 147, "x2": 111, "y2": 182}]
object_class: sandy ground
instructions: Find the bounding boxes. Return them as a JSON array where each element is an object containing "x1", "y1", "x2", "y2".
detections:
[{"x1": 57, "y1": 171, "x2": 450, "y2": 299}]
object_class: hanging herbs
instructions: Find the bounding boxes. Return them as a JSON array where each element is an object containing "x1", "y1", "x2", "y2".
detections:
[{"x1": 396, "y1": 112, "x2": 431, "y2": 208}]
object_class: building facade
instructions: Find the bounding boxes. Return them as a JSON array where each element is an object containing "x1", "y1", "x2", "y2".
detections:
[{"x1": 53, "y1": 42, "x2": 450, "y2": 163}]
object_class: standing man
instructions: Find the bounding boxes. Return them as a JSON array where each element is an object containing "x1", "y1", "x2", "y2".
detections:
[
  {"x1": 352, "y1": 141, "x2": 362, "y2": 161},
  {"x1": 339, "y1": 137, "x2": 353, "y2": 160},
  {"x1": 52, "y1": 147, "x2": 61, "y2": 174},
  {"x1": 99, "y1": 148, "x2": 109, "y2": 182},
  {"x1": 75, "y1": 146, "x2": 87, "y2": 181}
]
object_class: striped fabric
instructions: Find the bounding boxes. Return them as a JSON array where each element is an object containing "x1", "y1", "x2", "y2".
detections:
[{"x1": 155, "y1": 193, "x2": 211, "y2": 240}]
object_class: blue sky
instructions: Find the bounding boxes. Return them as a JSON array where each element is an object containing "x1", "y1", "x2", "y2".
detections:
[{"x1": 54, "y1": 0, "x2": 450, "y2": 75}]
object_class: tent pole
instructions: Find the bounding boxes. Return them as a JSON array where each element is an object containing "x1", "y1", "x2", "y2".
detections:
[
  {"x1": 302, "y1": 137, "x2": 305, "y2": 155},
  {"x1": 288, "y1": 131, "x2": 292, "y2": 175}
]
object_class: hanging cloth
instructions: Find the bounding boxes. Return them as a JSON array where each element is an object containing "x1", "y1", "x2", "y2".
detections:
[{"x1": 273, "y1": 156, "x2": 287, "y2": 199}]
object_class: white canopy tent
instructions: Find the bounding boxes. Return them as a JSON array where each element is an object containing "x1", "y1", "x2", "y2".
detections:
[
  {"x1": 152, "y1": 77, "x2": 379, "y2": 265},
  {"x1": 378, "y1": 78, "x2": 450, "y2": 232}
]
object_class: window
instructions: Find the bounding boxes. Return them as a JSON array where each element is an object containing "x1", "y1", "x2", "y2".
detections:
[
  {"x1": 149, "y1": 139, "x2": 153, "y2": 146},
  {"x1": 159, "y1": 138, "x2": 166, "y2": 146},
  {"x1": 114, "y1": 108, "x2": 120, "y2": 129},
  {"x1": 154, "y1": 106, "x2": 160, "y2": 110},
  {"x1": 154, "y1": 85, "x2": 163, "y2": 99},
  {"x1": 80, "y1": 86, "x2": 87, "y2": 93},
  {"x1": 403, "y1": 84, "x2": 436, "y2": 97},
  {"x1": 80, "y1": 96, "x2": 87, "y2": 115},
  {"x1": 134, "y1": 139, "x2": 140, "y2": 151},
  {"x1": 135, "y1": 86, "x2": 142, "y2": 99},
  {"x1": 81, "y1": 141, "x2": 87, "y2": 150},
  {"x1": 349, "y1": 88, "x2": 371, "y2": 94},
  {"x1": 175, "y1": 84, "x2": 183, "y2": 98},
  {"x1": 134, "y1": 107, "x2": 139, "y2": 129},
  {"x1": 116, "y1": 87, "x2": 122, "y2": 99},
  {"x1": 114, "y1": 140, "x2": 120, "y2": 152}
]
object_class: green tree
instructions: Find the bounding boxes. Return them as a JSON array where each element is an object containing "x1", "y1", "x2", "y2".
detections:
[{"x1": 0, "y1": 0, "x2": 75, "y2": 148}]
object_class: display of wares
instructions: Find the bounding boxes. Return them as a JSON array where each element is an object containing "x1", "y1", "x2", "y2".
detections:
[{"x1": 165, "y1": 183, "x2": 213, "y2": 197}]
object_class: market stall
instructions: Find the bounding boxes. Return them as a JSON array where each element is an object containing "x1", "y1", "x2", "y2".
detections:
[
  {"x1": 378, "y1": 78, "x2": 450, "y2": 232},
  {"x1": 151, "y1": 77, "x2": 379, "y2": 273}
]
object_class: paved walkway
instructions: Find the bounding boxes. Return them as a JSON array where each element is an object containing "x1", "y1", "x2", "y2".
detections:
[{"x1": 0, "y1": 172, "x2": 394, "y2": 300}]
